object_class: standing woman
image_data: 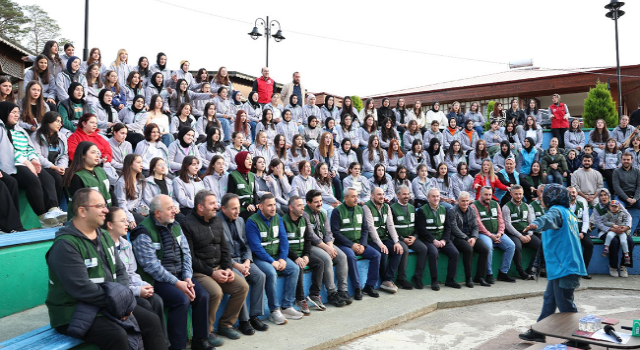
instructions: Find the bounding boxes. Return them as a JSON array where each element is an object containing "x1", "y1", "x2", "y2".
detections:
[
  {"x1": 518, "y1": 116, "x2": 543, "y2": 150},
  {"x1": 337, "y1": 138, "x2": 358, "y2": 180},
  {"x1": 549, "y1": 93, "x2": 570, "y2": 148},
  {"x1": 19, "y1": 81, "x2": 49, "y2": 133},
  {"x1": 202, "y1": 155, "x2": 229, "y2": 200},
  {"x1": 212, "y1": 87, "x2": 233, "y2": 142},
  {"x1": 123, "y1": 71, "x2": 145, "y2": 107},
  {"x1": 589, "y1": 118, "x2": 609, "y2": 159},
  {"x1": 430, "y1": 163, "x2": 457, "y2": 210},
  {"x1": 601, "y1": 138, "x2": 621, "y2": 190},
  {"x1": 320, "y1": 95, "x2": 341, "y2": 124},
  {"x1": 387, "y1": 139, "x2": 404, "y2": 177},
  {"x1": 468, "y1": 139, "x2": 491, "y2": 176},
  {"x1": 109, "y1": 49, "x2": 132, "y2": 88},
  {"x1": 472, "y1": 160, "x2": 509, "y2": 200},
  {"x1": 394, "y1": 98, "x2": 408, "y2": 134},
  {"x1": 118, "y1": 95, "x2": 148, "y2": 149},
  {"x1": 266, "y1": 159, "x2": 292, "y2": 214},
  {"x1": 359, "y1": 115, "x2": 377, "y2": 151},
  {"x1": 79, "y1": 47, "x2": 107, "y2": 75},
  {"x1": 31, "y1": 111, "x2": 68, "y2": 203},
  {"x1": 358, "y1": 98, "x2": 377, "y2": 125},
  {"x1": 234, "y1": 110, "x2": 252, "y2": 148},
  {"x1": 114, "y1": 154, "x2": 147, "y2": 225},
  {"x1": 378, "y1": 117, "x2": 399, "y2": 149},
  {"x1": 254, "y1": 109, "x2": 277, "y2": 146},
  {"x1": 198, "y1": 127, "x2": 226, "y2": 170},
  {"x1": 107, "y1": 123, "x2": 132, "y2": 177},
  {"x1": 84, "y1": 63, "x2": 104, "y2": 106},
  {"x1": 22, "y1": 40, "x2": 63, "y2": 78},
  {"x1": 403, "y1": 139, "x2": 428, "y2": 179},
  {"x1": 62, "y1": 141, "x2": 112, "y2": 209},
  {"x1": 23, "y1": 54, "x2": 56, "y2": 109},
  {"x1": 411, "y1": 164, "x2": 431, "y2": 208},
  {"x1": 149, "y1": 52, "x2": 172, "y2": 87},
  {"x1": 362, "y1": 134, "x2": 387, "y2": 179},
  {"x1": 451, "y1": 162, "x2": 474, "y2": 198},
  {"x1": 170, "y1": 103, "x2": 199, "y2": 142},
  {"x1": 465, "y1": 102, "x2": 485, "y2": 136},
  {"x1": 145, "y1": 72, "x2": 171, "y2": 106},
  {"x1": 167, "y1": 127, "x2": 202, "y2": 174},
  {"x1": 426, "y1": 102, "x2": 447, "y2": 131},
  {"x1": 425, "y1": 138, "x2": 444, "y2": 178},
  {"x1": 134, "y1": 56, "x2": 151, "y2": 86},
  {"x1": 243, "y1": 91, "x2": 262, "y2": 140},
  {"x1": 227, "y1": 151, "x2": 259, "y2": 220},
  {"x1": 277, "y1": 109, "x2": 298, "y2": 146},
  {"x1": 169, "y1": 79, "x2": 214, "y2": 114},
  {"x1": 302, "y1": 94, "x2": 321, "y2": 126},
  {"x1": 103, "y1": 70, "x2": 126, "y2": 110},
  {"x1": 369, "y1": 163, "x2": 394, "y2": 203},
  {"x1": 460, "y1": 119, "x2": 480, "y2": 154},
  {"x1": 565, "y1": 118, "x2": 586, "y2": 153},
  {"x1": 55, "y1": 56, "x2": 87, "y2": 101},
  {"x1": 135, "y1": 123, "x2": 169, "y2": 177},
  {"x1": 342, "y1": 162, "x2": 371, "y2": 205},
  {"x1": 58, "y1": 83, "x2": 94, "y2": 134},
  {"x1": 145, "y1": 94, "x2": 173, "y2": 146},
  {"x1": 336, "y1": 114, "x2": 362, "y2": 162},
  {"x1": 447, "y1": 101, "x2": 465, "y2": 129},
  {"x1": 377, "y1": 98, "x2": 395, "y2": 128},
  {"x1": 313, "y1": 132, "x2": 342, "y2": 199},
  {"x1": 288, "y1": 134, "x2": 308, "y2": 176},
  {"x1": 196, "y1": 102, "x2": 223, "y2": 145},
  {"x1": 224, "y1": 131, "x2": 249, "y2": 172},
  {"x1": 408, "y1": 101, "x2": 427, "y2": 133},
  {"x1": 210, "y1": 67, "x2": 233, "y2": 99},
  {"x1": 173, "y1": 155, "x2": 205, "y2": 215},
  {"x1": 445, "y1": 140, "x2": 465, "y2": 175},
  {"x1": 517, "y1": 137, "x2": 541, "y2": 176},
  {"x1": 313, "y1": 162, "x2": 341, "y2": 216},
  {"x1": 0, "y1": 77, "x2": 16, "y2": 103}
]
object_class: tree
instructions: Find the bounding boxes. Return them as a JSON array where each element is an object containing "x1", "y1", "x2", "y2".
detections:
[
  {"x1": 23, "y1": 5, "x2": 60, "y2": 53},
  {"x1": 485, "y1": 101, "x2": 496, "y2": 130},
  {"x1": 0, "y1": 0, "x2": 30, "y2": 41},
  {"x1": 58, "y1": 37, "x2": 74, "y2": 46},
  {"x1": 351, "y1": 96, "x2": 363, "y2": 112},
  {"x1": 583, "y1": 81, "x2": 618, "y2": 128}
]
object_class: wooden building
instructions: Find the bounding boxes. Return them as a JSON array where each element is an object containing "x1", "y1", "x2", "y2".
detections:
[{"x1": 0, "y1": 35, "x2": 34, "y2": 98}]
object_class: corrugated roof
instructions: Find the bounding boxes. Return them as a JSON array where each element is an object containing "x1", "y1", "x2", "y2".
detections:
[
  {"x1": 0, "y1": 34, "x2": 34, "y2": 56},
  {"x1": 367, "y1": 67, "x2": 614, "y2": 98}
]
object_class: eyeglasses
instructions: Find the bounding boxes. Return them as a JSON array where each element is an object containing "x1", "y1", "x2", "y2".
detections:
[{"x1": 84, "y1": 203, "x2": 107, "y2": 209}]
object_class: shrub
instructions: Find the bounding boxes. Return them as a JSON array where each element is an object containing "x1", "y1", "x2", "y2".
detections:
[
  {"x1": 485, "y1": 101, "x2": 496, "y2": 130},
  {"x1": 583, "y1": 81, "x2": 618, "y2": 128},
  {"x1": 351, "y1": 96, "x2": 363, "y2": 112}
]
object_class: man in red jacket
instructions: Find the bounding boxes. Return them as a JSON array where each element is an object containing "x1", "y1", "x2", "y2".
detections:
[
  {"x1": 252, "y1": 67, "x2": 276, "y2": 105},
  {"x1": 549, "y1": 94, "x2": 570, "y2": 149}
]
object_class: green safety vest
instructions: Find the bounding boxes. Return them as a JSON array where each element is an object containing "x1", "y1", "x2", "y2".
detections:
[
  {"x1": 304, "y1": 205, "x2": 327, "y2": 238},
  {"x1": 390, "y1": 202, "x2": 415, "y2": 238},
  {"x1": 66, "y1": 168, "x2": 112, "y2": 220},
  {"x1": 229, "y1": 171, "x2": 255, "y2": 212},
  {"x1": 282, "y1": 214, "x2": 306, "y2": 257},
  {"x1": 135, "y1": 216, "x2": 183, "y2": 285},
  {"x1": 530, "y1": 200, "x2": 545, "y2": 218},
  {"x1": 505, "y1": 201, "x2": 529, "y2": 232},
  {"x1": 420, "y1": 204, "x2": 447, "y2": 240},
  {"x1": 474, "y1": 200, "x2": 499, "y2": 234},
  {"x1": 45, "y1": 229, "x2": 117, "y2": 328},
  {"x1": 572, "y1": 200, "x2": 585, "y2": 223},
  {"x1": 247, "y1": 212, "x2": 281, "y2": 258},
  {"x1": 336, "y1": 204, "x2": 363, "y2": 243},
  {"x1": 594, "y1": 202, "x2": 608, "y2": 217},
  {"x1": 364, "y1": 200, "x2": 390, "y2": 240}
]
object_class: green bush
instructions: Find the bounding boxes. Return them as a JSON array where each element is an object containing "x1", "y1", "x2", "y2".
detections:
[
  {"x1": 352, "y1": 96, "x2": 363, "y2": 112},
  {"x1": 583, "y1": 81, "x2": 618, "y2": 128},
  {"x1": 485, "y1": 101, "x2": 496, "y2": 130}
]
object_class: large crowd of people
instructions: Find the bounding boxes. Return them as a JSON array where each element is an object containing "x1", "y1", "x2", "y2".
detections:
[{"x1": 0, "y1": 41, "x2": 637, "y2": 350}]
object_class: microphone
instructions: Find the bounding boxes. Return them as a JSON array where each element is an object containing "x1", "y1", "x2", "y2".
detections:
[{"x1": 604, "y1": 325, "x2": 622, "y2": 342}]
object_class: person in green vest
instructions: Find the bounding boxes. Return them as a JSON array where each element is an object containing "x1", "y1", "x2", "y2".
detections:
[
  {"x1": 363, "y1": 186, "x2": 407, "y2": 294},
  {"x1": 331, "y1": 187, "x2": 381, "y2": 300},
  {"x1": 530, "y1": 184, "x2": 548, "y2": 278},
  {"x1": 245, "y1": 194, "x2": 303, "y2": 325},
  {"x1": 391, "y1": 185, "x2": 429, "y2": 289},
  {"x1": 470, "y1": 186, "x2": 516, "y2": 284},
  {"x1": 283, "y1": 195, "x2": 328, "y2": 315},
  {"x1": 416, "y1": 187, "x2": 461, "y2": 291},
  {"x1": 501, "y1": 185, "x2": 539, "y2": 281},
  {"x1": 130, "y1": 194, "x2": 215, "y2": 350},
  {"x1": 46, "y1": 188, "x2": 167, "y2": 349},
  {"x1": 63, "y1": 141, "x2": 113, "y2": 220},
  {"x1": 567, "y1": 186, "x2": 593, "y2": 279},
  {"x1": 227, "y1": 151, "x2": 258, "y2": 221}
]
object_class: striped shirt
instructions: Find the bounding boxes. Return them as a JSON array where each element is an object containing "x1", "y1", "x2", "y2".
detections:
[{"x1": 11, "y1": 129, "x2": 38, "y2": 164}]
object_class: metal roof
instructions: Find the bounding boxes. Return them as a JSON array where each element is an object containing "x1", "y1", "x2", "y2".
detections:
[{"x1": 0, "y1": 34, "x2": 34, "y2": 56}]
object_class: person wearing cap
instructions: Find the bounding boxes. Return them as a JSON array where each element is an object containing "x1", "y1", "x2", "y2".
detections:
[
  {"x1": 519, "y1": 184, "x2": 588, "y2": 346},
  {"x1": 502, "y1": 185, "x2": 539, "y2": 280},
  {"x1": 252, "y1": 67, "x2": 276, "y2": 105}
]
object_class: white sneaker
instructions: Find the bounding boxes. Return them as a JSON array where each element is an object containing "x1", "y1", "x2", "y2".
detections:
[
  {"x1": 281, "y1": 307, "x2": 304, "y2": 320},
  {"x1": 269, "y1": 309, "x2": 287, "y2": 325},
  {"x1": 619, "y1": 266, "x2": 628, "y2": 278},
  {"x1": 609, "y1": 267, "x2": 619, "y2": 277},
  {"x1": 49, "y1": 208, "x2": 68, "y2": 224},
  {"x1": 41, "y1": 212, "x2": 59, "y2": 227}
]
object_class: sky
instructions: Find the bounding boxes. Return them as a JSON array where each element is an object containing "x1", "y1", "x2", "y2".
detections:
[{"x1": 14, "y1": 0, "x2": 640, "y2": 97}]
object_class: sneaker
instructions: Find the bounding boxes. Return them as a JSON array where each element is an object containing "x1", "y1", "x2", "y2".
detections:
[
  {"x1": 624, "y1": 254, "x2": 631, "y2": 265},
  {"x1": 354, "y1": 288, "x2": 363, "y2": 300},
  {"x1": 620, "y1": 266, "x2": 628, "y2": 278},
  {"x1": 269, "y1": 309, "x2": 288, "y2": 325},
  {"x1": 206, "y1": 332, "x2": 225, "y2": 347},
  {"x1": 307, "y1": 295, "x2": 326, "y2": 310},
  {"x1": 281, "y1": 307, "x2": 304, "y2": 320},
  {"x1": 362, "y1": 284, "x2": 379, "y2": 298},
  {"x1": 609, "y1": 267, "x2": 619, "y2": 277},
  {"x1": 48, "y1": 207, "x2": 68, "y2": 224},
  {"x1": 238, "y1": 320, "x2": 255, "y2": 335},
  {"x1": 338, "y1": 290, "x2": 353, "y2": 305},
  {"x1": 217, "y1": 326, "x2": 241, "y2": 340},
  {"x1": 602, "y1": 248, "x2": 609, "y2": 257},
  {"x1": 518, "y1": 329, "x2": 546, "y2": 343},
  {"x1": 294, "y1": 299, "x2": 310, "y2": 315},
  {"x1": 327, "y1": 291, "x2": 347, "y2": 307},
  {"x1": 39, "y1": 212, "x2": 58, "y2": 227},
  {"x1": 380, "y1": 281, "x2": 397, "y2": 294}
]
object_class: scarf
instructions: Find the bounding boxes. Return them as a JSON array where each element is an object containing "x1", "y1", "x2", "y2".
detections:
[
  {"x1": 232, "y1": 91, "x2": 243, "y2": 106},
  {"x1": 464, "y1": 127, "x2": 473, "y2": 144},
  {"x1": 500, "y1": 140, "x2": 511, "y2": 158},
  {"x1": 0, "y1": 101, "x2": 18, "y2": 144},
  {"x1": 156, "y1": 52, "x2": 166, "y2": 70},
  {"x1": 131, "y1": 95, "x2": 145, "y2": 114},
  {"x1": 248, "y1": 91, "x2": 260, "y2": 109},
  {"x1": 66, "y1": 56, "x2": 80, "y2": 77},
  {"x1": 524, "y1": 137, "x2": 535, "y2": 152},
  {"x1": 177, "y1": 127, "x2": 193, "y2": 148},
  {"x1": 448, "y1": 126, "x2": 457, "y2": 135},
  {"x1": 150, "y1": 72, "x2": 163, "y2": 92},
  {"x1": 235, "y1": 151, "x2": 251, "y2": 174},
  {"x1": 68, "y1": 82, "x2": 85, "y2": 104},
  {"x1": 98, "y1": 89, "x2": 114, "y2": 122},
  {"x1": 324, "y1": 95, "x2": 334, "y2": 111}
]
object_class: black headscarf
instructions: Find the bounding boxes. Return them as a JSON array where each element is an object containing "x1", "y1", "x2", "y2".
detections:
[
  {"x1": 68, "y1": 82, "x2": 85, "y2": 104},
  {"x1": 378, "y1": 97, "x2": 391, "y2": 114},
  {"x1": 98, "y1": 89, "x2": 114, "y2": 122},
  {"x1": 0, "y1": 101, "x2": 19, "y2": 143},
  {"x1": 543, "y1": 184, "x2": 570, "y2": 209},
  {"x1": 324, "y1": 95, "x2": 334, "y2": 111},
  {"x1": 307, "y1": 116, "x2": 317, "y2": 129},
  {"x1": 431, "y1": 101, "x2": 440, "y2": 113},
  {"x1": 248, "y1": 91, "x2": 260, "y2": 109},
  {"x1": 232, "y1": 91, "x2": 243, "y2": 106},
  {"x1": 156, "y1": 52, "x2": 166, "y2": 70},
  {"x1": 426, "y1": 138, "x2": 441, "y2": 170},
  {"x1": 341, "y1": 138, "x2": 351, "y2": 155},
  {"x1": 524, "y1": 137, "x2": 535, "y2": 152},
  {"x1": 177, "y1": 127, "x2": 193, "y2": 148},
  {"x1": 131, "y1": 95, "x2": 145, "y2": 114},
  {"x1": 150, "y1": 72, "x2": 163, "y2": 92},
  {"x1": 500, "y1": 140, "x2": 511, "y2": 158},
  {"x1": 289, "y1": 94, "x2": 298, "y2": 107},
  {"x1": 66, "y1": 56, "x2": 80, "y2": 77}
]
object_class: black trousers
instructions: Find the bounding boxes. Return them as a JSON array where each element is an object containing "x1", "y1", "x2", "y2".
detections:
[
  {"x1": 609, "y1": 234, "x2": 635, "y2": 268},
  {"x1": 581, "y1": 233, "x2": 594, "y2": 269},
  {"x1": 43, "y1": 168, "x2": 64, "y2": 201},
  {"x1": 136, "y1": 294, "x2": 169, "y2": 347},
  {"x1": 12, "y1": 166, "x2": 58, "y2": 216},
  {"x1": 422, "y1": 239, "x2": 459, "y2": 282},
  {"x1": 56, "y1": 305, "x2": 168, "y2": 350},
  {"x1": 552, "y1": 128, "x2": 568, "y2": 149},
  {"x1": 397, "y1": 238, "x2": 428, "y2": 281},
  {"x1": 296, "y1": 254, "x2": 323, "y2": 300},
  {"x1": 452, "y1": 236, "x2": 490, "y2": 279},
  {"x1": 602, "y1": 169, "x2": 615, "y2": 192},
  {"x1": 506, "y1": 233, "x2": 541, "y2": 273},
  {"x1": 0, "y1": 172, "x2": 24, "y2": 232},
  {"x1": 126, "y1": 133, "x2": 145, "y2": 152}
]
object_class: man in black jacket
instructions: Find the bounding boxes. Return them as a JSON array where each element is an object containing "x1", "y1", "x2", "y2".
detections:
[{"x1": 182, "y1": 190, "x2": 249, "y2": 345}]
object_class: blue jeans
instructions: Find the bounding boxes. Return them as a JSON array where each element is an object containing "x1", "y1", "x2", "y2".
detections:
[
  {"x1": 337, "y1": 244, "x2": 381, "y2": 287},
  {"x1": 248, "y1": 121, "x2": 258, "y2": 141},
  {"x1": 546, "y1": 169, "x2": 563, "y2": 184},
  {"x1": 537, "y1": 275, "x2": 579, "y2": 322},
  {"x1": 478, "y1": 233, "x2": 516, "y2": 275},
  {"x1": 474, "y1": 126, "x2": 484, "y2": 137},
  {"x1": 217, "y1": 117, "x2": 231, "y2": 142},
  {"x1": 439, "y1": 201, "x2": 454, "y2": 210},
  {"x1": 362, "y1": 172, "x2": 374, "y2": 179},
  {"x1": 160, "y1": 133, "x2": 174, "y2": 148},
  {"x1": 254, "y1": 257, "x2": 299, "y2": 311},
  {"x1": 371, "y1": 239, "x2": 408, "y2": 282}
]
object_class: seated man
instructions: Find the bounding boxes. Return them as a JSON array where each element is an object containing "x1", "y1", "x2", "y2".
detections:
[
  {"x1": 363, "y1": 186, "x2": 407, "y2": 293},
  {"x1": 571, "y1": 154, "x2": 603, "y2": 206},
  {"x1": 390, "y1": 185, "x2": 428, "y2": 289},
  {"x1": 218, "y1": 193, "x2": 269, "y2": 335},
  {"x1": 131, "y1": 194, "x2": 213, "y2": 350},
  {"x1": 46, "y1": 189, "x2": 167, "y2": 350},
  {"x1": 471, "y1": 186, "x2": 517, "y2": 283},
  {"x1": 567, "y1": 186, "x2": 593, "y2": 279},
  {"x1": 245, "y1": 194, "x2": 303, "y2": 324},
  {"x1": 331, "y1": 187, "x2": 381, "y2": 299},
  {"x1": 282, "y1": 195, "x2": 326, "y2": 314},
  {"x1": 502, "y1": 185, "x2": 540, "y2": 280},
  {"x1": 181, "y1": 190, "x2": 249, "y2": 345},
  {"x1": 416, "y1": 188, "x2": 461, "y2": 291},
  {"x1": 447, "y1": 191, "x2": 491, "y2": 287},
  {"x1": 305, "y1": 189, "x2": 351, "y2": 306}
]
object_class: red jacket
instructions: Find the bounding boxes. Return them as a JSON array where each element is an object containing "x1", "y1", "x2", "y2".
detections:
[
  {"x1": 254, "y1": 77, "x2": 275, "y2": 104},
  {"x1": 472, "y1": 174, "x2": 509, "y2": 201},
  {"x1": 67, "y1": 128, "x2": 113, "y2": 163},
  {"x1": 549, "y1": 102, "x2": 569, "y2": 129}
]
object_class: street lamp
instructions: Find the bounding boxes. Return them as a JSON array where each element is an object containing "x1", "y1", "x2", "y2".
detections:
[
  {"x1": 248, "y1": 16, "x2": 285, "y2": 67},
  {"x1": 83, "y1": 0, "x2": 89, "y2": 61},
  {"x1": 605, "y1": 0, "x2": 625, "y2": 119}
]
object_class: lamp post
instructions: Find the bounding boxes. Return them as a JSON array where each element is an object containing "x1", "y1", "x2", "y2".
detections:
[
  {"x1": 605, "y1": 0, "x2": 625, "y2": 119},
  {"x1": 83, "y1": 0, "x2": 89, "y2": 61},
  {"x1": 248, "y1": 16, "x2": 285, "y2": 67}
]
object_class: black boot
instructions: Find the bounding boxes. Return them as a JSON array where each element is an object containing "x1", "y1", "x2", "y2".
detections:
[
  {"x1": 473, "y1": 276, "x2": 491, "y2": 287},
  {"x1": 411, "y1": 275, "x2": 424, "y2": 290},
  {"x1": 519, "y1": 329, "x2": 546, "y2": 343},
  {"x1": 497, "y1": 271, "x2": 516, "y2": 283},
  {"x1": 485, "y1": 274, "x2": 495, "y2": 284},
  {"x1": 465, "y1": 277, "x2": 474, "y2": 288}
]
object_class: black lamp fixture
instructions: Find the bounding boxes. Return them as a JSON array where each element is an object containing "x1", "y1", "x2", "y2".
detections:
[
  {"x1": 247, "y1": 16, "x2": 285, "y2": 67},
  {"x1": 605, "y1": 0, "x2": 625, "y2": 120}
]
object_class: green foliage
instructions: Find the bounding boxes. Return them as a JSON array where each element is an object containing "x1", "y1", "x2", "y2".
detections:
[
  {"x1": 58, "y1": 37, "x2": 74, "y2": 46},
  {"x1": 23, "y1": 5, "x2": 60, "y2": 53},
  {"x1": 583, "y1": 81, "x2": 618, "y2": 128},
  {"x1": 0, "y1": 0, "x2": 30, "y2": 41},
  {"x1": 351, "y1": 96, "x2": 363, "y2": 112},
  {"x1": 486, "y1": 101, "x2": 496, "y2": 120}
]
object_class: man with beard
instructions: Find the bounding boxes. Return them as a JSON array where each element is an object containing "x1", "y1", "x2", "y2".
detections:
[
  {"x1": 612, "y1": 152, "x2": 640, "y2": 233},
  {"x1": 571, "y1": 154, "x2": 603, "y2": 206},
  {"x1": 502, "y1": 185, "x2": 539, "y2": 281}
]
